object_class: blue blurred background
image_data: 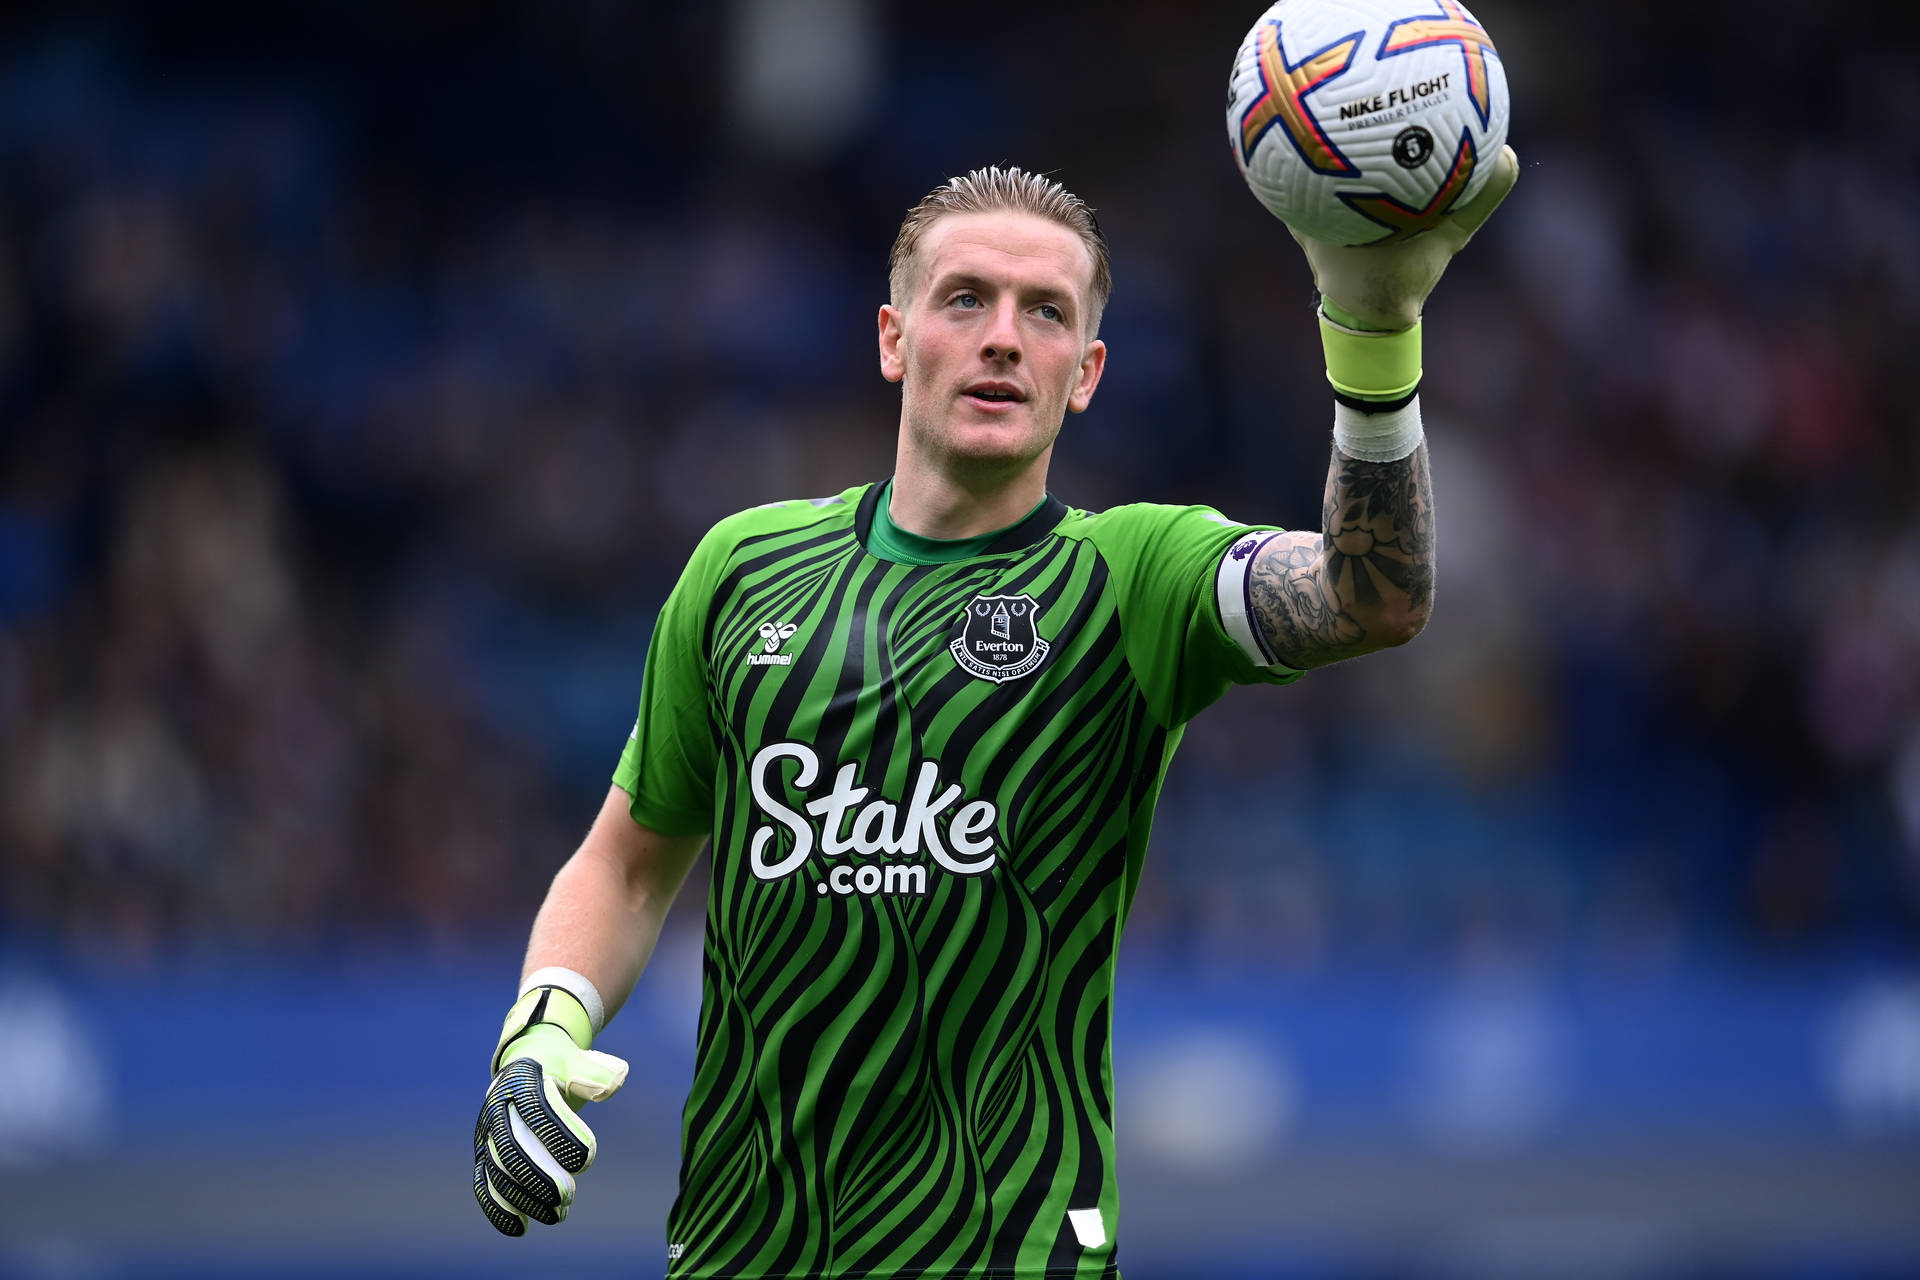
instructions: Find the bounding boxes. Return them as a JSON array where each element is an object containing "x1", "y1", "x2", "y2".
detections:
[{"x1": 1, "y1": 1, "x2": 1917, "y2": 1276}]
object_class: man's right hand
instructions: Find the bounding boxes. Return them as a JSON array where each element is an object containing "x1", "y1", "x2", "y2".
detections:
[{"x1": 472, "y1": 987, "x2": 629, "y2": 1236}]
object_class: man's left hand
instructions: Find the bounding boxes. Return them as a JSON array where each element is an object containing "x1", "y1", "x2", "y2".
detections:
[{"x1": 1295, "y1": 144, "x2": 1520, "y2": 331}]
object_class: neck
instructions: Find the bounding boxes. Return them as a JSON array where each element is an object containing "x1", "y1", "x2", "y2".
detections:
[{"x1": 888, "y1": 435, "x2": 1052, "y2": 539}]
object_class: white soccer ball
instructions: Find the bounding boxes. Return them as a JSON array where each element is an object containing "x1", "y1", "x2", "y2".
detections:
[{"x1": 1226, "y1": 0, "x2": 1510, "y2": 246}]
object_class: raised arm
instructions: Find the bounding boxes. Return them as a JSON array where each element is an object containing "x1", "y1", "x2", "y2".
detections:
[
  {"x1": 1248, "y1": 441, "x2": 1433, "y2": 669},
  {"x1": 1249, "y1": 144, "x2": 1516, "y2": 670}
]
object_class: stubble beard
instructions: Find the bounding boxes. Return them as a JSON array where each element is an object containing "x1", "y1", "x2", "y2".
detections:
[{"x1": 903, "y1": 397, "x2": 1059, "y2": 490}]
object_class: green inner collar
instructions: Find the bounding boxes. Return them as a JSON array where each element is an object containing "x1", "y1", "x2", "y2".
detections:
[{"x1": 866, "y1": 480, "x2": 1048, "y2": 565}]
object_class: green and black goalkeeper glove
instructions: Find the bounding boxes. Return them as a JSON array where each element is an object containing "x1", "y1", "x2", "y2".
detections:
[{"x1": 472, "y1": 986, "x2": 628, "y2": 1236}]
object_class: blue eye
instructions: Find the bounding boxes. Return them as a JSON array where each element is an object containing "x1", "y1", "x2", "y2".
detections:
[
  {"x1": 953, "y1": 293, "x2": 980, "y2": 308},
  {"x1": 1038, "y1": 304, "x2": 1063, "y2": 322}
]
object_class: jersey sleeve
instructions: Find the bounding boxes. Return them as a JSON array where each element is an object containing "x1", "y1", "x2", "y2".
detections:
[
  {"x1": 611, "y1": 522, "x2": 733, "y2": 836},
  {"x1": 1087, "y1": 503, "x2": 1304, "y2": 728}
]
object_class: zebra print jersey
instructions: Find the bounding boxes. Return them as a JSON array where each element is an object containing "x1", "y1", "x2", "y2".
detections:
[{"x1": 613, "y1": 481, "x2": 1302, "y2": 1279}]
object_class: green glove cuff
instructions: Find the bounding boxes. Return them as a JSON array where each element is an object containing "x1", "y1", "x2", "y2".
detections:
[
  {"x1": 1319, "y1": 302, "x2": 1422, "y2": 401},
  {"x1": 494, "y1": 986, "x2": 594, "y2": 1073}
]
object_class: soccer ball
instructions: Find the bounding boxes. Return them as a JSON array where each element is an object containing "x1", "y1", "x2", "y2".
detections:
[{"x1": 1226, "y1": 0, "x2": 1510, "y2": 246}]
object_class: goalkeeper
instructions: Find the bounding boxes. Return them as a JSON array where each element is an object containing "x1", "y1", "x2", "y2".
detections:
[{"x1": 474, "y1": 152, "x2": 1516, "y2": 1275}]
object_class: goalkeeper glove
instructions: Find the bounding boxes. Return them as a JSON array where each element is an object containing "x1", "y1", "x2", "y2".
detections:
[
  {"x1": 472, "y1": 984, "x2": 628, "y2": 1236},
  {"x1": 1293, "y1": 143, "x2": 1520, "y2": 334}
]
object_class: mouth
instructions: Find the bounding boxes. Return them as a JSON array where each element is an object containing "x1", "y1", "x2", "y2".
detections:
[{"x1": 961, "y1": 382, "x2": 1027, "y2": 412}]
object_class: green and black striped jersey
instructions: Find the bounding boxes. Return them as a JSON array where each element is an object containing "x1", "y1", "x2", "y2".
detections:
[{"x1": 614, "y1": 481, "x2": 1302, "y2": 1280}]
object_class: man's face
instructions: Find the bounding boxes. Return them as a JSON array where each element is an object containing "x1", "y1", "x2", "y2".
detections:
[{"x1": 878, "y1": 211, "x2": 1107, "y2": 477}]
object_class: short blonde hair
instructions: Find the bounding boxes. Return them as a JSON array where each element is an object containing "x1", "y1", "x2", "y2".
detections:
[{"x1": 888, "y1": 165, "x2": 1112, "y2": 336}]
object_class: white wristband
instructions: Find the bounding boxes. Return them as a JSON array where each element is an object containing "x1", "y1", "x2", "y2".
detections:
[
  {"x1": 520, "y1": 966, "x2": 607, "y2": 1035},
  {"x1": 1332, "y1": 396, "x2": 1424, "y2": 463}
]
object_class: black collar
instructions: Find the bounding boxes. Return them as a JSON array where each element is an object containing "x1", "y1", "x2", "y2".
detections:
[{"x1": 855, "y1": 481, "x2": 1068, "y2": 555}]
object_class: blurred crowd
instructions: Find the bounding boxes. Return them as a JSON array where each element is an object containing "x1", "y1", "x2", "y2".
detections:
[{"x1": 0, "y1": 0, "x2": 1915, "y2": 968}]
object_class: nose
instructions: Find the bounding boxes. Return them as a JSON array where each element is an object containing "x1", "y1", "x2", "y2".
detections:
[{"x1": 980, "y1": 297, "x2": 1022, "y2": 366}]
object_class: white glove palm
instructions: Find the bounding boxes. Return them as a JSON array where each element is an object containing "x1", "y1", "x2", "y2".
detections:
[{"x1": 1294, "y1": 144, "x2": 1520, "y2": 331}]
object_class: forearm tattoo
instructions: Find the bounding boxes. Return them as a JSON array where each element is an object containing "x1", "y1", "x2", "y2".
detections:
[{"x1": 1248, "y1": 443, "x2": 1434, "y2": 668}]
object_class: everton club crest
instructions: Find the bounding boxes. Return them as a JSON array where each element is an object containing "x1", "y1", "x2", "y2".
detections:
[{"x1": 951, "y1": 594, "x2": 1050, "y2": 684}]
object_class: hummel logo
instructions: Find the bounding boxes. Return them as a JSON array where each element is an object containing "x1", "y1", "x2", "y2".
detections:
[
  {"x1": 748, "y1": 622, "x2": 798, "y2": 666},
  {"x1": 758, "y1": 622, "x2": 797, "y2": 652}
]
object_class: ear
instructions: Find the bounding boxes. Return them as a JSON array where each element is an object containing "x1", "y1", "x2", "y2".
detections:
[
  {"x1": 1066, "y1": 339, "x2": 1107, "y2": 414},
  {"x1": 878, "y1": 304, "x2": 906, "y2": 384}
]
